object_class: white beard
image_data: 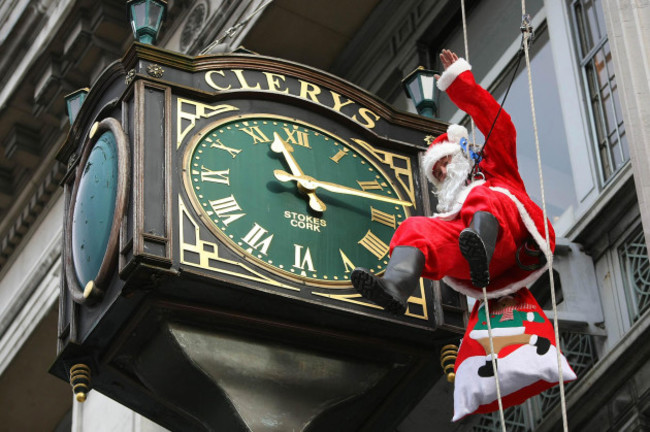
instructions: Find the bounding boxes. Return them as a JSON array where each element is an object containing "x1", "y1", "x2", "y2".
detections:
[{"x1": 434, "y1": 151, "x2": 473, "y2": 213}]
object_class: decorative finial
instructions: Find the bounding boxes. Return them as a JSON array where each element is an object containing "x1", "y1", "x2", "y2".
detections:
[
  {"x1": 69, "y1": 363, "x2": 92, "y2": 402},
  {"x1": 440, "y1": 344, "x2": 458, "y2": 383}
]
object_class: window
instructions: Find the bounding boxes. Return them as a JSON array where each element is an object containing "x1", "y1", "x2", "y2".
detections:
[
  {"x1": 474, "y1": 405, "x2": 529, "y2": 432},
  {"x1": 531, "y1": 331, "x2": 598, "y2": 421},
  {"x1": 459, "y1": 27, "x2": 578, "y2": 231},
  {"x1": 570, "y1": 0, "x2": 628, "y2": 185},
  {"x1": 618, "y1": 227, "x2": 650, "y2": 324}
]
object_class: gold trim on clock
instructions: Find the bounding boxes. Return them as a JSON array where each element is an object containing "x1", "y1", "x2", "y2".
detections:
[
  {"x1": 179, "y1": 199, "x2": 299, "y2": 291},
  {"x1": 177, "y1": 98, "x2": 239, "y2": 148},
  {"x1": 180, "y1": 113, "x2": 415, "y2": 290}
]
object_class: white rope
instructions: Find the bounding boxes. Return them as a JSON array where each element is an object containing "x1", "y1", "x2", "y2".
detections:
[
  {"x1": 520, "y1": 1, "x2": 569, "y2": 431},
  {"x1": 460, "y1": 0, "x2": 478, "y2": 152},
  {"x1": 461, "y1": 1, "x2": 505, "y2": 429},
  {"x1": 457, "y1": 1, "x2": 570, "y2": 429},
  {"x1": 482, "y1": 287, "x2": 507, "y2": 432}
]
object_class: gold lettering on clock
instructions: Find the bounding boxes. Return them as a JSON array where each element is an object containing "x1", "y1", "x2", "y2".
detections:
[
  {"x1": 240, "y1": 126, "x2": 270, "y2": 144},
  {"x1": 330, "y1": 91, "x2": 356, "y2": 113},
  {"x1": 330, "y1": 148, "x2": 349, "y2": 163},
  {"x1": 339, "y1": 249, "x2": 356, "y2": 274},
  {"x1": 203, "y1": 71, "x2": 381, "y2": 130},
  {"x1": 293, "y1": 244, "x2": 316, "y2": 273},
  {"x1": 263, "y1": 72, "x2": 290, "y2": 94},
  {"x1": 358, "y1": 230, "x2": 389, "y2": 259},
  {"x1": 352, "y1": 108, "x2": 381, "y2": 129},
  {"x1": 209, "y1": 195, "x2": 246, "y2": 225},
  {"x1": 357, "y1": 180, "x2": 384, "y2": 191},
  {"x1": 231, "y1": 69, "x2": 262, "y2": 90},
  {"x1": 298, "y1": 80, "x2": 322, "y2": 103},
  {"x1": 210, "y1": 139, "x2": 241, "y2": 158},
  {"x1": 198, "y1": 166, "x2": 230, "y2": 185},
  {"x1": 242, "y1": 223, "x2": 274, "y2": 255},
  {"x1": 370, "y1": 207, "x2": 397, "y2": 228},
  {"x1": 283, "y1": 128, "x2": 310, "y2": 148}
]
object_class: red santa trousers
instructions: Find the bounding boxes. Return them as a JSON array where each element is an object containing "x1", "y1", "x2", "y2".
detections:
[{"x1": 390, "y1": 183, "x2": 531, "y2": 295}]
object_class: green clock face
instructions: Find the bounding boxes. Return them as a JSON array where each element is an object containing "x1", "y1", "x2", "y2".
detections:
[{"x1": 182, "y1": 115, "x2": 412, "y2": 286}]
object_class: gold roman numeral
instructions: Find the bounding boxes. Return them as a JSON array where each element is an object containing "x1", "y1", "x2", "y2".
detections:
[
  {"x1": 241, "y1": 223, "x2": 274, "y2": 255},
  {"x1": 293, "y1": 244, "x2": 316, "y2": 273},
  {"x1": 239, "y1": 126, "x2": 270, "y2": 144},
  {"x1": 358, "y1": 230, "x2": 389, "y2": 259},
  {"x1": 357, "y1": 180, "x2": 384, "y2": 191},
  {"x1": 209, "y1": 138, "x2": 241, "y2": 158},
  {"x1": 330, "y1": 148, "x2": 349, "y2": 163},
  {"x1": 196, "y1": 166, "x2": 230, "y2": 184},
  {"x1": 370, "y1": 207, "x2": 396, "y2": 228},
  {"x1": 209, "y1": 195, "x2": 245, "y2": 225},
  {"x1": 339, "y1": 249, "x2": 356, "y2": 274},
  {"x1": 283, "y1": 128, "x2": 310, "y2": 148}
]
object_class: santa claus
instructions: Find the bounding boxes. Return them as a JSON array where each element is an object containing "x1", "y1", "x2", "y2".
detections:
[{"x1": 352, "y1": 49, "x2": 555, "y2": 314}]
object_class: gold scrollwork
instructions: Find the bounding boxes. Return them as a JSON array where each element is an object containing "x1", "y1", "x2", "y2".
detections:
[
  {"x1": 125, "y1": 69, "x2": 135, "y2": 86},
  {"x1": 350, "y1": 138, "x2": 416, "y2": 206},
  {"x1": 176, "y1": 98, "x2": 239, "y2": 148},
  {"x1": 311, "y1": 279, "x2": 429, "y2": 320},
  {"x1": 146, "y1": 63, "x2": 164, "y2": 78},
  {"x1": 179, "y1": 198, "x2": 298, "y2": 291}
]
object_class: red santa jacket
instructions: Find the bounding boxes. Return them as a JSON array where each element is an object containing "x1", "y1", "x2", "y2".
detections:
[{"x1": 437, "y1": 59, "x2": 556, "y2": 298}]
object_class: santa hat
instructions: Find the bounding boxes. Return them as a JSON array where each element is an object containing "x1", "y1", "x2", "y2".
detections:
[{"x1": 421, "y1": 124, "x2": 469, "y2": 186}]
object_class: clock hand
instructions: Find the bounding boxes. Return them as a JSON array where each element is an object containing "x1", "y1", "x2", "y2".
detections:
[
  {"x1": 274, "y1": 170, "x2": 413, "y2": 207},
  {"x1": 270, "y1": 132, "x2": 305, "y2": 176},
  {"x1": 270, "y1": 133, "x2": 326, "y2": 212}
]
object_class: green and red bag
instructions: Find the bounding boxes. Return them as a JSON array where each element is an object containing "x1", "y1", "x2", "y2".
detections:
[{"x1": 452, "y1": 287, "x2": 576, "y2": 421}]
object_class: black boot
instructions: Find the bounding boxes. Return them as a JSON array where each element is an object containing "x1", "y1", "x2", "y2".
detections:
[
  {"x1": 533, "y1": 336, "x2": 551, "y2": 355},
  {"x1": 459, "y1": 211, "x2": 499, "y2": 288},
  {"x1": 478, "y1": 358, "x2": 497, "y2": 378},
  {"x1": 351, "y1": 246, "x2": 425, "y2": 315}
]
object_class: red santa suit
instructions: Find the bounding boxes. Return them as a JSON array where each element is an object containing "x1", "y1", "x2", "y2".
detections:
[{"x1": 390, "y1": 58, "x2": 555, "y2": 299}]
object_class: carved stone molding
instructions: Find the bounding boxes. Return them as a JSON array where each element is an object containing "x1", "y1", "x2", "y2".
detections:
[{"x1": 0, "y1": 162, "x2": 65, "y2": 269}]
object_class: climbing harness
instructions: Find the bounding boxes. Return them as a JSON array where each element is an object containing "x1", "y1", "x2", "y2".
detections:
[
  {"x1": 460, "y1": 137, "x2": 483, "y2": 165},
  {"x1": 516, "y1": 238, "x2": 547, "y2": 271}
]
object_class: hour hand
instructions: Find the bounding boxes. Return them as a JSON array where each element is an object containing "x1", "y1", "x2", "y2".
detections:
[
  {"x1": 270, "y1": 132, "x2": 304, "y2": 176},
  {"x1": 270, "y1": 133, "x2": 326, "y2": 212}
]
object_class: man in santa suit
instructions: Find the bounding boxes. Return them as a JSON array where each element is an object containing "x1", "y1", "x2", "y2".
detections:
[{"x1": 352, "y1": 49, "x2": 555, "y2": 314}]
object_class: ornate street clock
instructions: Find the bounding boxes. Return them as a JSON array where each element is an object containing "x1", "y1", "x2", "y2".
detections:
[
  {"x1": 53, "y1": 43, "x2": 466, "y2": 432},
  {"x1": 182, "y1": 115, "x2": 411, "y2": 286}
]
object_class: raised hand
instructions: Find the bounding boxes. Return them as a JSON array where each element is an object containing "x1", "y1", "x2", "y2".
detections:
[{"x1": 435, "y1": 49, "x2": 459, "y2": 79}]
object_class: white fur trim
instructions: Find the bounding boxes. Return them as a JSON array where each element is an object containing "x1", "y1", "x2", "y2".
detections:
[
  {"x1": 440, "y1": 185, "x2": 553, "y2": 299},
  {"x1": 443, "y1": 264, "x2": 549, "y2": 300},
  {"x1": 447, "y1": 124, "x2": 468, "y2": 143},
  {"x1": 421, "y1": 142, "x2": 459, "y2": 186},
  {"x1": 470, "y1": 327, "x2": 525, "y2": 339},
  {"x1": 432, "y1": 179, "x2": 485, "y2": 219},
  {"x1": 437, "y1": 58, "x2": 471, "y2": 91},
  {"x1": 489, "y1": 186, "x2": 552, "y2": 257}
]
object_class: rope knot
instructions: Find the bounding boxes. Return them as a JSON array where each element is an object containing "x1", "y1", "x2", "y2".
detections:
[{"x1": 520, "y1": 14, "x2": 534, "y2": 48}]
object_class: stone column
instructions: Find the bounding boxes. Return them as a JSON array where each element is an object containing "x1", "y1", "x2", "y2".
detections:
[{"x1": 601, "y1": 1, "x2": 650, "y2": 245}]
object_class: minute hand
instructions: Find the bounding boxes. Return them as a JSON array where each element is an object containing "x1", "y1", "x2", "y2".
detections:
[{"x1": 273, "y1": 170, "x2": 412, "y2": 207}]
